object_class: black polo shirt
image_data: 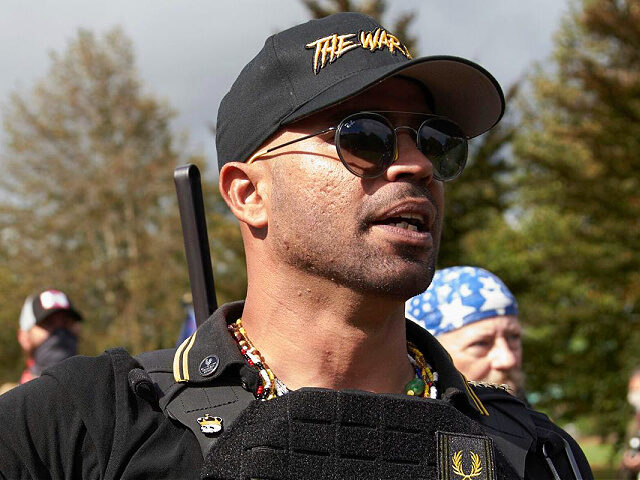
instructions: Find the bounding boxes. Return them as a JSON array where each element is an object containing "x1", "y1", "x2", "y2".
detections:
[{"x1": 0, "y1": 301, "x2": 591, "y2": 479}]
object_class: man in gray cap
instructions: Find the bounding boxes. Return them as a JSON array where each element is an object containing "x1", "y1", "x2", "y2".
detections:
[{"x1": 0, "y1": 12, "x2": 591, "y2": 479}]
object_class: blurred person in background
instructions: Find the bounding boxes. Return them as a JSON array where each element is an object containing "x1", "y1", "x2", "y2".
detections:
[
  {"x1": 406, "y1": 265, "x2": 525, "y2": 401},
  {"x1": 621, "y1": 369, "x2": 640, "y2": 479},
  {"x1": 17, "y1": 289, "x2": 82, "y2": 384}
]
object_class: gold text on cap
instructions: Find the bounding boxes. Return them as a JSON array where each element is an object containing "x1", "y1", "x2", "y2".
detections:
[{"x1": 305, "y1": 28, "x2": 412, "y2": 74}]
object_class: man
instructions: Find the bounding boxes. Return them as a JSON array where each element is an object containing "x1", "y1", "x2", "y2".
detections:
[
  {"x1": 0, "y1": 13, "x2": 591, "y2": 479},
  {"x1": 406, "y1": 266, "x2": 526, "y2": 399},
  {"x1": 17, "y1": 289, "x2": 82, "y2": 384}
]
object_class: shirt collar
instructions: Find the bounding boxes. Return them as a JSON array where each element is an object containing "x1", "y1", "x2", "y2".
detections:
[
  {"x1": 172, "y1": 301, "x2": 258, "y2": 388},
  {"x1": 171, "y1": 300, "x2": 487, "y2": 415}
]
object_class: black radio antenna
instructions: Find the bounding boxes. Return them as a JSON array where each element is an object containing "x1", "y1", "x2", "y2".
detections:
[{"x1": 174, "y1": 164, "x2": 217, "y2": 326}]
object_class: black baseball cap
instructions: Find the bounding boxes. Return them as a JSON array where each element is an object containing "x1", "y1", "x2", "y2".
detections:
[
  {"x1": 216, "y1": 12, "x2": 504, "y2": 170},
  {"x1": 31, "y1": 289, "x2": 82, "y2": 326}
]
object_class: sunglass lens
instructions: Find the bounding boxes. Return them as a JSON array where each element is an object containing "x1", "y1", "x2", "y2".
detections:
[
  {"x1": 418, "y1": 119, "x2": 468, "y2": 181},
  {"x1": 337, "y1": 114, "x2": 396, "y2": 177}
]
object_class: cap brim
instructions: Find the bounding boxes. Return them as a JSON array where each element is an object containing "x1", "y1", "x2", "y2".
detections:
[
  {"x1": 282, "y1": 55, "x2": 504, "y2": 139},
  {"x1": 36, "y1": 308, "x2": 83, "y2": 324}
]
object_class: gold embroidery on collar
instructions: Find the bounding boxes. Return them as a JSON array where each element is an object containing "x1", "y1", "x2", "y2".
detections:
[
  {"x1": 305, "y1": 28, "x2": 412, "y2": 74},
  {"x1": 173, "y1": 332, "x2": 197, "y2": 383}
]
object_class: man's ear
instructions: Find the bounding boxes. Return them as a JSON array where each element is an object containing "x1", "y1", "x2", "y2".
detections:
[{"x1": 219, "y1": 162, "x2": 269, "y2": 229}]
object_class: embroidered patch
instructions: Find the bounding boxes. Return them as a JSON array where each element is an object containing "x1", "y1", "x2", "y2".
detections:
[
  {"x1": 437, "y1": 431, "x2": 495, "y2": 480},
  {"x1": 199, "y1": 355, "x2": 219, "y2": 377},
  {"x1": 305, "y1": 28, "x2": 411, "y2": 74}
]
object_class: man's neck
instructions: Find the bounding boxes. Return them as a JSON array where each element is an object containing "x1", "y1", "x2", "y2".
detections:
[{"x1": 240, "y1": 270, "x2": 414, "y2": 394}]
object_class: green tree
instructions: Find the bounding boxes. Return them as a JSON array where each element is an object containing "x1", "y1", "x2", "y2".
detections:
[
  {"x1": 438, "y1": 84, "x2": 519, "y2": 268},
  {"x1": 0, "y1": 251, "x2": 24, "y2": 385},
  {"x1": 0, "y1": 28, "x2": 238, "y2": 381},
  {"x1": 469, "y1": 0, "x2": 640, "y2": 440}
]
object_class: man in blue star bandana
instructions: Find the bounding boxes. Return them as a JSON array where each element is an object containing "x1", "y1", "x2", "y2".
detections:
[{"x1": 406, "y1": 266, "x2": 525, "y2": 399}]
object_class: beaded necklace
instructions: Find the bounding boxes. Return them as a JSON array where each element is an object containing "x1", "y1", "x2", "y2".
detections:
[
  {"x1": 228, "y1": 319, "x2": 438, "y2": 401},
  {"x1": 406, "y1": 341, "x2": 438, "y2": 398}
]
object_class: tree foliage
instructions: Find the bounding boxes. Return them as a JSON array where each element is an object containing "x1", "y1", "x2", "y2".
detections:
[
  {"x1": 437, "y1": 84, "x2": 519, "y2": 269},
  {"x1": 467, "y1": 0, "x2": 640, "y2": 439},
  {"x1": 0, "y1": 254, "x2": 24, "y2": 383},
  {"x1": 0, "y1": 28, "x2": 246, "y2": 382}
]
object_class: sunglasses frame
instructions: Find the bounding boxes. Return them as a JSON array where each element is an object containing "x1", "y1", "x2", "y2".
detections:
[{"x1": 246, "y1": 111, "x2": 468, "y2": 181}]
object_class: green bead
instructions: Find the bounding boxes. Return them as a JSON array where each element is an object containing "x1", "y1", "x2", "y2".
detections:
[{"x1": 405, "y1": 378, "x2": 425, "y2": 396}]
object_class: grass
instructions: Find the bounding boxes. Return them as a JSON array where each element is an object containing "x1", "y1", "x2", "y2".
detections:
[
  {"x1": 581, "y1": 438, "x2": 621, "y2": 480},
  {"x1": 592, "y1": 466, "x2": 620, "y2": 479}
]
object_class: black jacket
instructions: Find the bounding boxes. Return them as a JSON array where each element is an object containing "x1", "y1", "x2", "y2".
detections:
[{"x1": 0, "y1": 301, "x2": 592, "y2": 479}]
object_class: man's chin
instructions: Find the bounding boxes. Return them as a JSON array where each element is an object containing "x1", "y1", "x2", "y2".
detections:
[
  {"x1": 377, "y1": 268, "x2": 436, "y2": 300},
  {"x1": 383, "y1": 254, "x2": 437, "y2": 297}
]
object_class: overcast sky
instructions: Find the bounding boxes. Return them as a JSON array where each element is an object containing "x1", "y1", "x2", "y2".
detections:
[{"x1": 1, "y1": 0, "x2": 571, "y2": 168}]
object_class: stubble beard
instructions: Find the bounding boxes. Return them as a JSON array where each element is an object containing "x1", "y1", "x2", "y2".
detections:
[
  {"x1": 269, "y1": 169, "x2": 441, "y2": 300},
  {"x1": 272, "y1": 233, "x2": 438, "y2": 299}
]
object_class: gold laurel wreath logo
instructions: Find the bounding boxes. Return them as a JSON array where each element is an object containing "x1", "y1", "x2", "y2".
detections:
[{"x1": 452, "y1": 450, "x2": 482, "y2": 479}]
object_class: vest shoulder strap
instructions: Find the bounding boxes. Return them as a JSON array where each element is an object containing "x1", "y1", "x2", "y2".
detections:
[
  {"x1": 135, "y1": 348, "x2": 176, "y2": 395},
  {"x1": 133, "y1": 349, "x2": 255, "y2": 459}
]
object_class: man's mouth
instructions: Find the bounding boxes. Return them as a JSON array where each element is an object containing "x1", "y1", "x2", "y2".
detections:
[
  {"x1": 378, "y1": 213, "x2": 426, "y2": 232},
  {"x1": 370, "y1": 200, "x2": 434, "y2": 235}
]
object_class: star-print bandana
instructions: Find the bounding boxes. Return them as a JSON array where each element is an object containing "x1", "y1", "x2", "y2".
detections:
[{"x1": 405, "y1": 266, "x2": 518, "y2": 336}]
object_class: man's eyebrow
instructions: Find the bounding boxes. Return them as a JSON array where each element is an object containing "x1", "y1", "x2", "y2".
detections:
[
  {"x1": 470, "y1": 333, "x2": 495, "y2": 339},
  {"x1": 464, "y1": 333, "x2": 495, "y2": 343}
]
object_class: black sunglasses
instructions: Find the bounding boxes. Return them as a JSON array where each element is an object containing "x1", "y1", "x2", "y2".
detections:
[{"x1": 247, "y1": 111, "x2": 468, "y2": 181}]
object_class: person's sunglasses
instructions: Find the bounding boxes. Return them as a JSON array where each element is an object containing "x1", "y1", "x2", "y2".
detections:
[{"x1": 247, "y1": 111, "x2": 468, "y2": 181}]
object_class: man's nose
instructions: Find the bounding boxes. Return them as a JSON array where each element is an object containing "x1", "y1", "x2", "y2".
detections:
[
  {"x1": 383, "y1": 130, "x2": 435, "y2": 183},
  {"x1": 490, "y1": 338, "x2": 518, "y2": 370}
]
